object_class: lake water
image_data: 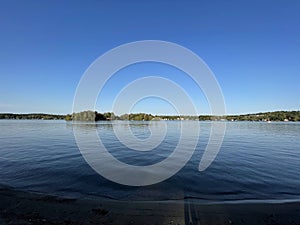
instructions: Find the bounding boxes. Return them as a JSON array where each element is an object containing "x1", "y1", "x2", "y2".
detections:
[{"x1": 0, "y1": 120, "x2": 300, "y2": 203}]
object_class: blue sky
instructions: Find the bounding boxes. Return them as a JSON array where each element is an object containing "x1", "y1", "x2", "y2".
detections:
[{"x1": 0, "y1": 0, "x2": 299, "y2": 115}]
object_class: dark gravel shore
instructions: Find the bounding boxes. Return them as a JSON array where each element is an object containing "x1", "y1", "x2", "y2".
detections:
[{"x1": 1, "y1": 186, "x2": 300, "y2": 225}]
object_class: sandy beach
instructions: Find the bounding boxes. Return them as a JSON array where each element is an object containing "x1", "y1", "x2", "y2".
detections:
[{"x1": 1, "y1": 185, "x2": 300, "y2": 225}]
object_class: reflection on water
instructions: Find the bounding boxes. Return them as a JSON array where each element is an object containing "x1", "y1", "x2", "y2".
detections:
[{"x1": 0, "y1": 120, "x2": 300, "y2": 203}]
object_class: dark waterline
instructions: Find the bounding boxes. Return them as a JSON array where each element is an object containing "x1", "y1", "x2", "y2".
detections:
[{"x1": 0, "y1": 120, "x2": 299, "y2": 203}]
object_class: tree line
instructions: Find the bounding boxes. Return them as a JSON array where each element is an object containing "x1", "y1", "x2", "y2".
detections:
[
  {"x1": 68, "y1": 111, "x2": 199, "y2": 121},
  {"x1": 1, "y1": 110, "x2": 299, "y2": 121},
  {"x1": 200, "y1": 111, "x2": 300, "y2": 122},
  {"x1": 0, "y1": 113, "x2": 65, "y2": 120}
]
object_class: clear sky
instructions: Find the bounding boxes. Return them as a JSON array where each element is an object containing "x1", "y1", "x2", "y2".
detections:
[{"x1": 1, "y1": 0, "x2": 299, "y2": 115}]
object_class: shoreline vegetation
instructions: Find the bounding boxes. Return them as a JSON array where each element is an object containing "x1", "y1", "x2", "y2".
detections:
[{"x1": 0, "y1": 110, "x2": 299, "y2": 122}]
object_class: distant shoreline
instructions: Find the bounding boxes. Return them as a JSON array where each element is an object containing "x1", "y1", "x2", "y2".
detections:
[{"x1": 0, "y1": 110, "x2": 299, "y2": 122}]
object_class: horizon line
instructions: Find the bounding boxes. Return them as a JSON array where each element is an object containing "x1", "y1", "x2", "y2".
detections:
[{"x1": 1, "y1": 109, "x2": 299, "y2": 117}]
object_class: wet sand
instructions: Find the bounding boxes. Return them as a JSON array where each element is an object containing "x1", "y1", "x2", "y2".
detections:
[{"x1": 1, "y1": 186, "x2": 300, "y2": 225}]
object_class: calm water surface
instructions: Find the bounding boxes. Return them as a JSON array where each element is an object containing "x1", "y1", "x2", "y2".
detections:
[{"x1": 0, "y1": 120, "x2": 299, "y2": 203}]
